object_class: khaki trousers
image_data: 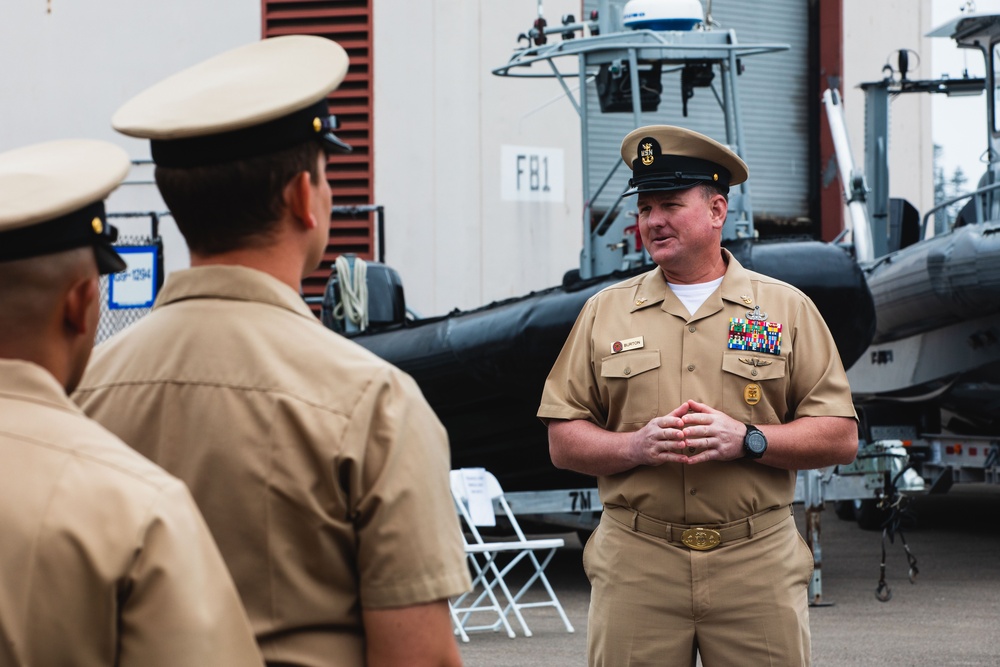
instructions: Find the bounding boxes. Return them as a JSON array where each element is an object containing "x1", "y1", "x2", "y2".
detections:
[{"x1": 583, "y1": 509, "x2": 813, "y2": 667}]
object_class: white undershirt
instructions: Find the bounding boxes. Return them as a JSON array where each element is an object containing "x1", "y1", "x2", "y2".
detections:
[{"x1": 668, "y1": 277, "x2": 724, "y2": 317}]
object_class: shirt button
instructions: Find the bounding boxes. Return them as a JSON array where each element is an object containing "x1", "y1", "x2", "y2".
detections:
[
  {"x1": 687, "y1": 364, "x2": 695, "y2": 372},
  {"x1": 688, "y1": 326, "x2": 696, "y2": 333},
  {"x1": 751, "y1": 369, "x2": 758, "y2": 376},
  {"x1": 689, "y1": 488, "x2": 697, "y2": 495},
  {"x1": 623, "y1": 367, "x2": 631, "y2": 375}
]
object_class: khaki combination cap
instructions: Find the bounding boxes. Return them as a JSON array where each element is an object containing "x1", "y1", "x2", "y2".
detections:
[
  {"x1": 620, "y1": 125, "x2": 748, "y2": 196},
  {"x1": 0, "y1": 139, "x2": 129, "y2": 274},
  {"x1": 113, "y1": 35, "x2": 352, "y2": 167}
]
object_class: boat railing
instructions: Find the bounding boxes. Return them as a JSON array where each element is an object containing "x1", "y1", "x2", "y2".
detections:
[
  {"x1": 492, "y1": 30, "x2": 790, "y2": 79},
  {"x1": 921, "y1": 179, "x2": 1000, "y2": 239}
]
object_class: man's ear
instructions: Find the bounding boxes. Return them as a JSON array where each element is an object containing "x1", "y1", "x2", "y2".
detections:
[
  {"x1": 709, "y1": 193, "x2": 728, "y2": 229},
  {"x1": 284, "y1": 171, "x2": 318, "y2": 230},
  {"x1": 63, "y1": 275, "x2": 98, "y2": 336}
]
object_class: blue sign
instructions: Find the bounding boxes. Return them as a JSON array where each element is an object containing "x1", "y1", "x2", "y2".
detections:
[{"x1": 109, "y1": 246, "x2": 158, "y2": 309}]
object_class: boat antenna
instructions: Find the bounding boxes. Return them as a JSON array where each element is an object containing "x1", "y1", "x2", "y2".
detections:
[
  {"x1": 518, "y1": 0, "x2": 548, "y2": 47},
  {"x1": 533, "y1": 0, "x2": 547, "y2": 46},
  {"x1": 883, "y1": 49, "x2": 919, "y2": 84},
  {"x1": 700, "y1": 0, "x2": 721, "y2": 30}
]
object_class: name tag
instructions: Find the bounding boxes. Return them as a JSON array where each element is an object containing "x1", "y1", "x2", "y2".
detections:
[{"x1": 611, "y1": 336, "x2": 644, "y2": 354}]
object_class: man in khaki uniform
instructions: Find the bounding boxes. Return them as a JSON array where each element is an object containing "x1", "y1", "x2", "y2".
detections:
[
  {"x1": 538, "y1": 126, "x2": 858, "y2": 667},
  {"x1": 0, "y1": 139, "x2": 263, "y2": 666},
  {"x1": 73, "y1": 36, "x2": 471, "y2": 667}
]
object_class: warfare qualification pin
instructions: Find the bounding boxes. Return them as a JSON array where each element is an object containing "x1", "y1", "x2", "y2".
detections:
[{"x1": 744, "y1": 383, "x2": 762, "y2": 405}]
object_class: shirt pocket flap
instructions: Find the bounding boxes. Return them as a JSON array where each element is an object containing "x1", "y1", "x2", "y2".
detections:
[
  {"x1": 722, "y1": 352, "x2": 786, "y2": 381},
  {"x1": 601, "y1": 350, "x2": 661, "y2": 379}
]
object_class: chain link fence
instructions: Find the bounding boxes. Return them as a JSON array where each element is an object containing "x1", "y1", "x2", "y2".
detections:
[{"x1": 95, "y1": 212, "x2": 166, "y2": 345}]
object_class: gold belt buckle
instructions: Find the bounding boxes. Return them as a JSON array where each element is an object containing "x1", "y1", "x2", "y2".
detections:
[{"x1": 681, "y1": 527, "x2": 722, "y2": 551}]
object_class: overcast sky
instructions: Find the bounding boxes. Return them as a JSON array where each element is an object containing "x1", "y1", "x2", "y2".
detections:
[{"x1": 931, "y1": 0, "x2": 998, "y2": 187}]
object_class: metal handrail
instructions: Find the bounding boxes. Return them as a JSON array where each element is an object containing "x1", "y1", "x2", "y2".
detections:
[
  {"x1": 493, "y1": 30, "x2": 789, "y2": 78},
  {"x1": 921, "y1": 180, "x2": 1000, "y2": 237},
  {"x1": 331, "y1": 204, "x2": 385, "y2": 264}
]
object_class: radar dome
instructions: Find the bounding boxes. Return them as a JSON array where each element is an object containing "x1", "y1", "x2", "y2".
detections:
[{"x1": 623, "y1": 0, "x2": 704, "y2": 31}]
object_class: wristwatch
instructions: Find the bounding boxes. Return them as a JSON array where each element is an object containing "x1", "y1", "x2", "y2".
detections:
[{"x1": 743, "y1": 424, "x2": 767, "y2": 459}]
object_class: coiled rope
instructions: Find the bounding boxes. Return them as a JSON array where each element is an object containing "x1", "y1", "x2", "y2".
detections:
[{"x1": 333, "y1": 254, "x2": 368, "y2": 332}]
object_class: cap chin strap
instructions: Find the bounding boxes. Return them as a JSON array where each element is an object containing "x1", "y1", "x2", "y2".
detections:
[{"x1": 622, "y1": 180, "x2": 728, "y2": 198}]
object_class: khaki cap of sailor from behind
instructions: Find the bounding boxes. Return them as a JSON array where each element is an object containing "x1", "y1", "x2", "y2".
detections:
[
  {"x1": 112, "y1": 35, "x2": 353, "y2": 167},
  {"x1": 0, "y1": 139, "x2": 129, "y2": 274},
  {"x1": 620, "y1": 125, "x2": 748, "y2": 196}
]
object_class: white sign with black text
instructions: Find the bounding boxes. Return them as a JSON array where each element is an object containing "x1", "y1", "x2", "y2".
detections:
[
  {"x1": 109, "y1": 246, "x2": 158, "y2": 309},
  {"x1": 460, "y1": 467, "x2": 496, "y2": 527},
  {"x1": 501, "y1": 145, "x2": 564, "y2": 202}
]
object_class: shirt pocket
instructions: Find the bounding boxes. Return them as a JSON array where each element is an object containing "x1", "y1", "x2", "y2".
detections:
[
  {"x1": 721, "y1": 352, "x2": 787, "y2": 424},
  {"x1": 601, "y1": 350, "x2": 661, "y2": 425}
]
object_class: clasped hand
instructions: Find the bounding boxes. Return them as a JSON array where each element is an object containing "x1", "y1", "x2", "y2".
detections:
[{"x1": 629, "y1": 399, "x2": 745, "y2": 466}]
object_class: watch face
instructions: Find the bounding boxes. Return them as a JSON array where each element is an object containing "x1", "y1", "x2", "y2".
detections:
[{"x1": 746, "y1": 431, "x2": 767, "y2": 454}]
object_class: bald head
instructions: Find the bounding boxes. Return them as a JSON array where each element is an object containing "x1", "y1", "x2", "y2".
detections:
[
  {"x1": 0, "y1": 247, "x2": 101, "y2": 391},
  {"x1": 0, "y1": 139, "x2": 128, "y2": 391}
]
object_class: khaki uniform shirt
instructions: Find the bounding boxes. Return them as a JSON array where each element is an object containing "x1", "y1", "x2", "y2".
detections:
[
  {"x1": 74, "y1": 266, "x2": 471, "y2": 667},
  {"x1": 538, "y1": 250, "x2": 856, "y2": 524},
  {"x1": 0, "y1": 359, "x2": 262, "y2": 667}
]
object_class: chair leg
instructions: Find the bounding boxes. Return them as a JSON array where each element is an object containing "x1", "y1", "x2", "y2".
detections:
[
  {"x1": 486, "y1": 552, "x2": 535, "y2": 637},
  {"x1": 449, "y1": 600, "x2": 470, "y2": 643},
  {"x1": 474, "y1": 552, "x2": 517, "y2": 638},
  {"x1": 453, "y1": 551, "x2": 517, "y2": 639},
  {"x1": 496, "y1": 549, "x2": 575, "y2": 634},
  {"x1": 529, "y1": 551, "x2": 575, "y2": 633}
]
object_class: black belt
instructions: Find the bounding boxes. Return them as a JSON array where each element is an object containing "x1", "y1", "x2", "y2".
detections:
[{"x1": 604, "y1": 504, "x2": 792, "y2": 551}]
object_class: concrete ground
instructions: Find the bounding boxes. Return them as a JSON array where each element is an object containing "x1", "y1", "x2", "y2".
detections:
[{"x1": 457, "y1": 483, "x2": 1000, "y2": 666}]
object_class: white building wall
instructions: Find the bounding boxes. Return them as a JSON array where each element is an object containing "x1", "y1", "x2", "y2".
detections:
[
  {"x1": 842, "y1": 0, "x2": 935, "y2": 217},
  {"x1": 1, "y1": 1, "x2": 261, "y2": 275},
  {"x1": 373, "y1": 0, "x2": 584, "y2": 316}
]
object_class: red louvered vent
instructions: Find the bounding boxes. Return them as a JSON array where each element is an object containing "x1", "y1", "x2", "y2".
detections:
[{"x1": 262, "y1": 0, "x2": 374, "y2": 314}]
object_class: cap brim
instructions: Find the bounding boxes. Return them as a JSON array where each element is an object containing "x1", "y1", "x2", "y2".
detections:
[
  {"x1": 321, "y1": 131, "x2": 352, "y2": 154},
  {"x1": 94, "y1": 243, "x2": 127, "y2": 275}
]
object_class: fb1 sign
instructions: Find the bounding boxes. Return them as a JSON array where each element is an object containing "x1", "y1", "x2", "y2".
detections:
[{"x1": 501, "y1": 145, "x2": 564, "y2": 202}]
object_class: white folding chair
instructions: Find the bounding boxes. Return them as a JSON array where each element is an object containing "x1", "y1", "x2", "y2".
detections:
[{"x1": 449, "y1": 468, "x2": 575, "y2": 639}]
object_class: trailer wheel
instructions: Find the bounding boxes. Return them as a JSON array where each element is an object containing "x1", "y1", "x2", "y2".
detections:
[
  {"x1": 833, "y1": 500, "x2": 857, "y2": 521},
  {"x1": 854, "y1": 499, "x2": 888, "y2": 531}
]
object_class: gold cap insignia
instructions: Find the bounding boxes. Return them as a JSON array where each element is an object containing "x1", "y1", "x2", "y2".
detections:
[
  {"x1": 313, "y1": 117, "x2": 322, "y2": 133},
  {"x1": 91, "y1": 217, "x2": 103, "y2": 234},
  {"x1": 713, "y1": 173, "x2": 719, "y2": 181},
  {"x1": 640, "y1": 142, "x2": 654, "y2": 167}
]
